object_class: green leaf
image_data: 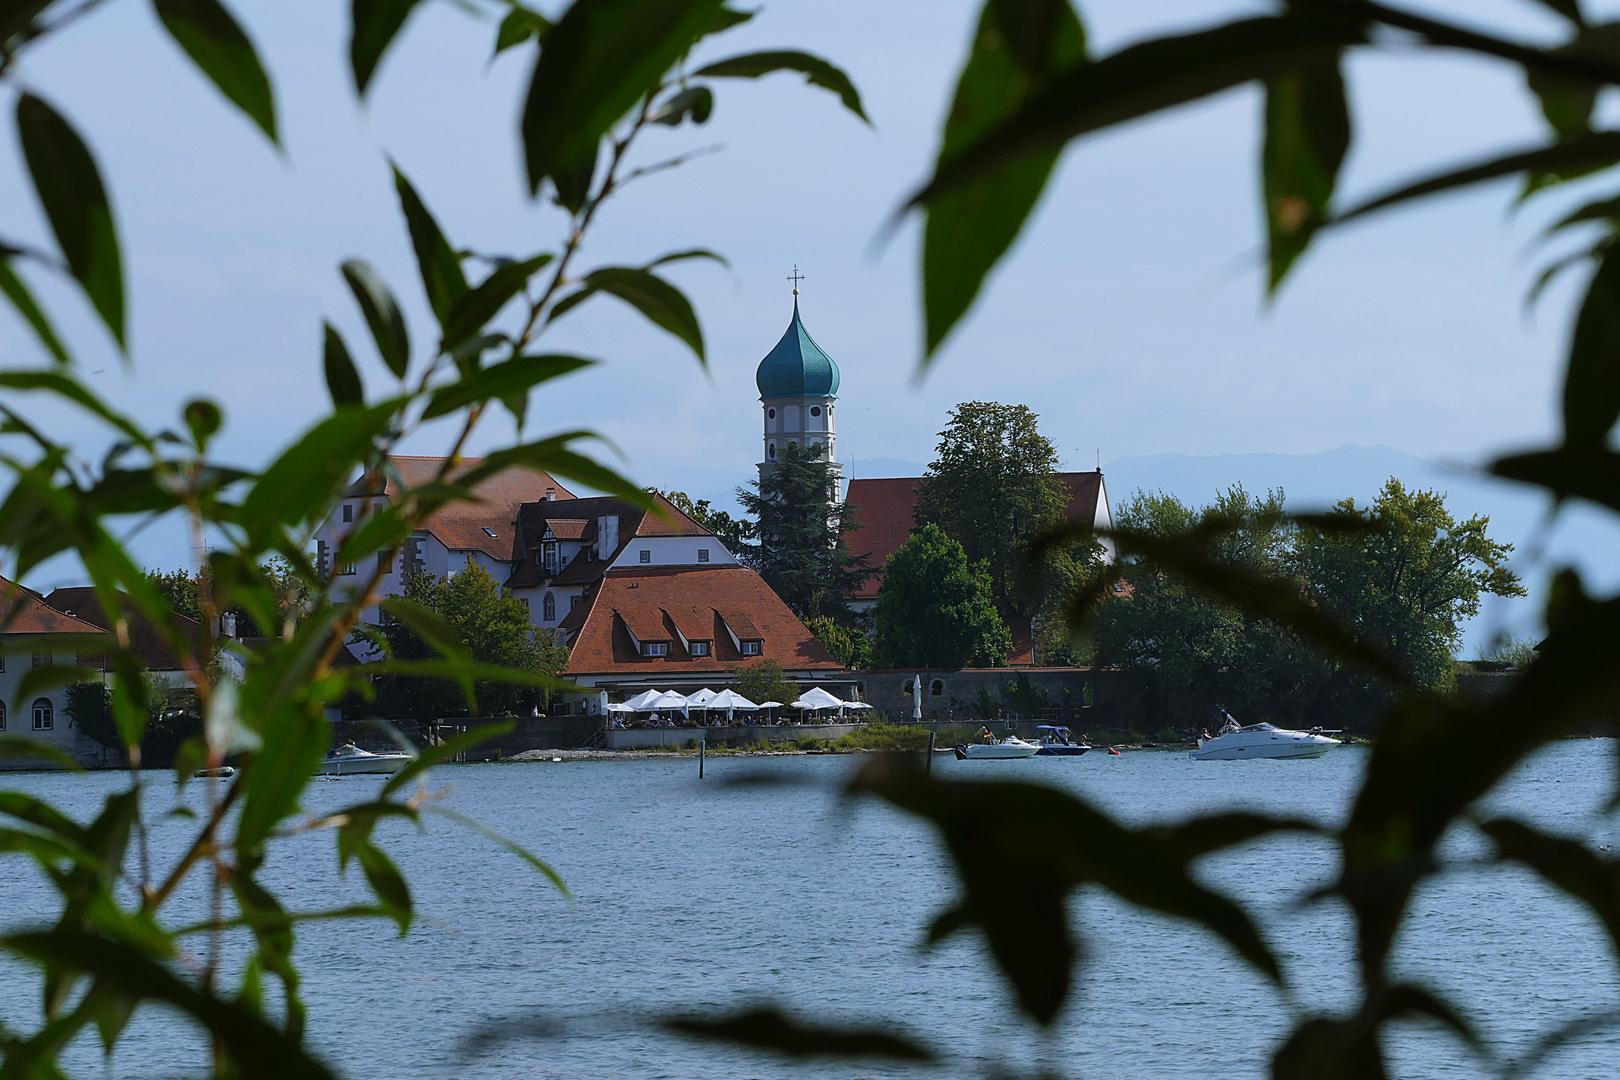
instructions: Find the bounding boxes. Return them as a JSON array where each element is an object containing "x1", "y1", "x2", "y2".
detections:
[
  {"x1": 1334, "y1": 130, "x2": 1620, "y2": 227},
  {"x1": 846, "y1": 756, "x2": 1284, "y2": 1025},
  {"x1": 348, "y1": 835, "x2": 411, "y2": 932},
  {"x1": 392, "y1": 165, "x2": 468, "y2": 326},
  {"x1": 1483, "y1": 817, "x2": 1620, "y2": 957},
  {"x1": 380, "y1": 722, "x2": 511, "y2": 797},
  {"x1": 922, "y1": 0, "x2": 1087, "y2": 358},
  {"x1": 495, "y1": 5, "x2": 550, "y2": 55},
  {"x1": 236, "y1": 707, "x2": 327, "y2": 852},
  {"x1": 0, "y1": 735, "x2": 80, "y2": 771},
  {"x1": 1272, "y1": 983, "x2": 1479, "y2": 1080},
  {"x1": 908, "y1": 11, "x2": 1365, "y2": 210},
  {"x1": 4, "y1": 930, "x2": 339, "y2": 1079},
  {"x1": 649, "y1": 84, "x2": 712, "y2": 126},
  {"x1": 693, "y1": 49, "x2": 867, "y2": 121},
  {"x1": 420, "y1": 353, "x2": 594, "y2": 420},
  {"x1": 1262, "y1": 56, "x2": 1349, "y2": 292},
  {"x1": 11, "y1": 665, "x2": 100, "y2": 709},
  {"x1": 340, "y1": 260, "x2": 410, "y2": 379},
  {"x1": 548, "y1": 266, "x2": 705, "y2": 361},
  {"x1": 425, "y1": 803, "x2": 570, "y2": 896},
  {"x1": 454, "y1": 431, "x2": 654, "y2": 508},
  {"x1": 350, "y1": 0, "x2": 425, "y2": 96},
  {"x1": 152, "y1": 0, "x2": 278, "y2": 143},
  {"x1": 322, "y1": 321, "x2": 363, "y2": 407},
  {"x1": 16, "y1": 94, "x2": 125, "y2": 348},
  {"x1": 0, "y1": 369, "x2": 148, "y2": 446},
  {"x1": 1492, "y1": 445, "x2": 1620, "y2": 514},
  {"x1": 663, "y1": 1007, "x2": 933, "y2": 1060},
  {"x1": 233, "y1": 400, "x2": 399, "y2": 545},
  {"x1": 520, "y1": 0, "x2": 727, "y2": 197},
  {"x1": 0, "y1": 259, "x2": 70, "y2": 364},
  {"x1": 379, "y1": 596, "x2": 468, "y2": 660},
  {"x1": 440, "y1": 253, "x2": 552, "y2": 350},
  {"x1": 1562, "y1": 244, "x2": 1620, "y2": 445}
]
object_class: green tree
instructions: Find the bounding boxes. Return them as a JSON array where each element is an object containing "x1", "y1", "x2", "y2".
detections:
[
  {"x1": 67, "y1": 678, "x2": 199, "y2": 769},
  {"x1": 146, "y1": 568, "x2": 201, "y2": 622},
  {"x1": 1477, "y1": 633, "x2": 1537, "y2": 671},
  {"x1": 805, "y1": 614, "x2": 872, "y2": 669},
  {"x1": 369, "y1": 564, "x2": 570, "y2": 721},
  {"x1": 872, "y1": 524, "x2": 1011, "y2": 669},
  {"x1": 1297, "y1": 478, "x2": 1525, "y2": 693},
  {"x1": 664, "y1": 490, "x2": 752, "y2": 556},
  {"x1": 728, "y1": 659, "x2": 801, "y2": 706},
  {"x1": 915, "y1": 401, "x2": 1068, "y2": 612},
  {"x1": 1092, "y1": 487, "x2": 1327, "y2": 723},
  {"x1": 736, "y1": 440, "x2": 868, "y2": 621}
]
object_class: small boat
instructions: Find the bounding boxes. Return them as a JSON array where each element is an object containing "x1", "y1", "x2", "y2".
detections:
[
  {"x1": 954, "y1": 736, "x2": 1041, "y2": 760},
  {"x1": 1191, "y1": 712, "x2": 1340, "y2": 761},
  {"x1": 193, "y1": 766, "x2": 235, "y2": 779},
  {"x1": 316, "y1": 741, "x2": 413, "y2": 776},
  {"x1": 1033, "y1": 725, "x2": 1090, "y2": 757}
]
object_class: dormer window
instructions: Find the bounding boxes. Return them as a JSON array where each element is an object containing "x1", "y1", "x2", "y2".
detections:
[
  {"x1": 544, "y1": 543, "x2": 558, "y2": 573},
  {"x1": 642, "y1": 642, "x2": 669, "y2": 657},
  {"x1": 740, "y1": 640, "x2": 762, "y2": 656},
  {"x1": 690, "y1": 641, "x2": 710, "y2": 656},
  {"x1": 639, "y1": 550, "x2": 650, "y2": 564},
  {"x1": 697, "y1": 549, "x2": 709, "y2": 563}
]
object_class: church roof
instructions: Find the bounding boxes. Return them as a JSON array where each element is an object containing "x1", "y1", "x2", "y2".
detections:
[{"x1": 756, "y1": 300, "x2": 840, "y2": 400}]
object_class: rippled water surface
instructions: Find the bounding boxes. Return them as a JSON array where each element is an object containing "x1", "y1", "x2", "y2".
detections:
[{"x1": 3, "y1": 742, "x2": 1619, "y2": 1078}]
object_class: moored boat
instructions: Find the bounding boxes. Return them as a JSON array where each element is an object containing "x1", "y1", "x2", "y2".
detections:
[
  {"x1": 317, "y1": 742, "x2": 413, "y2": 776},
  {"x1": 954, "y1": 736, "x2": 1041, "y2": 760},
  {"x1": 1191, "y1": 712, "x2": 1340, "y2": 761},
  {"x1": 1033, "y1": 725, "x2": 1090, "y2": 757}
]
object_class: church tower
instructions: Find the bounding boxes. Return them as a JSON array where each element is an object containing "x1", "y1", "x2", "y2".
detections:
[{"x1": 756, "y1": 268, "x2": 841, "y2": 486}]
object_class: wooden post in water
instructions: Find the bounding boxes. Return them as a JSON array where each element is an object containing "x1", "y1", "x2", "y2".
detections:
[
  {"x1": 699, "y1": 735, "x2": 705, "y2": 779},
  {"x1": 926, "y1": 729, "x2": 935, "y2": 773}
]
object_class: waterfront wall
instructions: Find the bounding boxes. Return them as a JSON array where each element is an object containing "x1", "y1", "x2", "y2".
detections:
[
  {"x1": 853, "y1": 668, "x2": 1127, "y2": 726},
  {"x1": 604, "y1": 724, "x2": 863, "y2": 750}
]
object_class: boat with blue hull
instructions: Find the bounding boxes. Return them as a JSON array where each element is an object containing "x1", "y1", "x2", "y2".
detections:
[{"x1": 1034, "y1": 725, "x2": 1091, "y2": 757}]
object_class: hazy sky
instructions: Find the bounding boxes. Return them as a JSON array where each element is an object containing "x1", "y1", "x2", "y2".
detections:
[{"x1": 3, "y1": 0, "x2": 1612, "y2": 588}]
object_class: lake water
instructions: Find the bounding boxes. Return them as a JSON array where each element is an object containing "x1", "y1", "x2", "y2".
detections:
[{"x1": 2, "y1": 742, "x2": 1618, "y2": 1079}]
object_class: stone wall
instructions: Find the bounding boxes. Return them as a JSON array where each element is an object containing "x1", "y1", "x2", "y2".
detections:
[
  {"x1": 605, "y1": 724, "x2": 863, "y2": 750},
  {"x1": 852, "y1": 668, "x2": 1129, "y2": 725}
]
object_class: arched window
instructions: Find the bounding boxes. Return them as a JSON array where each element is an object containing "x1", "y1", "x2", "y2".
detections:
[
  {"x1": 543, "y1": 592, "x2": 556, "y2": 621},
  {"x1": 31, "y1": 698, "x2": 52, "y2": 731},
  {"x1": 931, "y1": 679, "x2": 944, "y2": 696},
  {"x1": 768, "y1": 443, "x2": 776, "y2": 459}
]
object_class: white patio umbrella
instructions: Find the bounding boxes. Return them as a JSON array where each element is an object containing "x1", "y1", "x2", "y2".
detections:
[
  {"x1": 844, "y1": 701, "x2": 874, "y2": 709},
  {"x1": 687, "y1": 687, "x2": 719, "y2": 706},
  {"x1": 912, "y1": 673, "x2": 923, "y2": 720},
  {"x1": 604, "y1": 703, "x2": 635, "y2": 713},
  {"x1": 791, "y1": 687, "x2": 845, "y2": 714},
  {"x1": 623, "y1": 689, "x2": 663, "y2": 711},
  {"x1": 649, "y1": 690, "x2": 690, "y2": 717},
  {"x1": 706, "y1": 688, "x2": 758, "y2": 723}
]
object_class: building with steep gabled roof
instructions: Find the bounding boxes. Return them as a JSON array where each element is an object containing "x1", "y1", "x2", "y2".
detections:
[
  {"x1": 0, "y1": 578, "x2": 110, "y2": 763},
  {"x1": 559, "y1": 564, "x2": 849, "y2": 700},
  {"x1": 314, "y1": 454, "x2": 575, "y2": 624},
  {"x1": 505, "y1": 491, "x2": 742, "y2": 633}
]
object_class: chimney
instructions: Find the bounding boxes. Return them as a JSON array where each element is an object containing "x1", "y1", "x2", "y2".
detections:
[
  {"x1": 597, "y1": 514, "x2": 619, "y2": 558},
  {"x1": 546, "y1": 486, "x2": 555, "y2": 501}
]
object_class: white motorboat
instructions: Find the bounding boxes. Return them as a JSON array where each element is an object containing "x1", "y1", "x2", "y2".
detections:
[
  {"x1": 954, "y1": 736, "x2": 1041, "y2": 760},
  {"x1": 1191, "y1": 713, "x2": 1340, "y2": 761},
  {"x1": 316, "y1": 742, "x2": 413, "y2": 776}
]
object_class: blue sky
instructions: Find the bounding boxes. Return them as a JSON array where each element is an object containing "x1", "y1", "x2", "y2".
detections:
[{"x1": 3, "y1": 0, "x2": 1615, "y2": 639}]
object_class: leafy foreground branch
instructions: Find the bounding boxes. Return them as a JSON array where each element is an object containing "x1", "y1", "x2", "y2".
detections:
[{"x1": 0, "y1": 0, "x2": 868, "y2": 1075}]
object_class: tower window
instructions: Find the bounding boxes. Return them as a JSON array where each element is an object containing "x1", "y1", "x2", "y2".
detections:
[
  {"x1": 768, "y1": 443, "x2": 776, "y2": 459},
  {"x1": 811, "y1": 406, "x2": 821, "y2": 417},
  {"x1": 767, "y1": 408, "x2": 776, "y2": 419}
]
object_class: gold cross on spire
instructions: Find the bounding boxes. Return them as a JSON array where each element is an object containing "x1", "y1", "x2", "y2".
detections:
[{"x1": 788, "y1": 264, "x2": 804, "y2": 296}]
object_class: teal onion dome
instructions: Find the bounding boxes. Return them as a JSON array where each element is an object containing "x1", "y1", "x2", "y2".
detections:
[{"x1": 755, "y1": 299, "x2": 840, "y2": 400}]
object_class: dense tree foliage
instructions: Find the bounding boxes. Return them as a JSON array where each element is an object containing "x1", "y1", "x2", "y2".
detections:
[
  {"x1": 872, "y1": 524, "x2": 1011, "y2": 669},
  {"x1": 728, "y1": 659, "x2": 801, "y2": 707},
  {"x1": 735, "y1": 440, "x2": 867, "y2": 621},
  {"x1": 66, "y1": 678, "x2": 198, "y2": 768},
  {"x1": 1092, "y1": 482, "x2": 1523, "y2": 725},
  {"x1": 366, "y1": 564, "x2": 569, "y2": 722},
  {"x1": 915, "y1": 401, "x2": 1069, "y2": 613},
  {"x1": 144, "y1": 558, "x2": 308, "y2": 637},
  {"x1": 804, "y1": 614, "x2": 872, "y2": 669}
]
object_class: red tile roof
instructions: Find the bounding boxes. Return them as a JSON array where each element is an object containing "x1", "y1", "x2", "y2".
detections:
[
  {"x1": 44, "y1": 587, "x2": 199, "y2": 672},
  {"x1": 1, "y1": 579, "x2": 109, "y2": 637},
  {"x1": 506, "y1": 493, "x2": 711, "y2": 590},
  {"x1": 843, "y1": 471, "x2": 1108, "y2": 601},
  {"x1": 346, "y1": 455, "x2": 576, "y2": 561},
  {"x1": 564, "y1": 566, "x2": 841, "y2": 677}
]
